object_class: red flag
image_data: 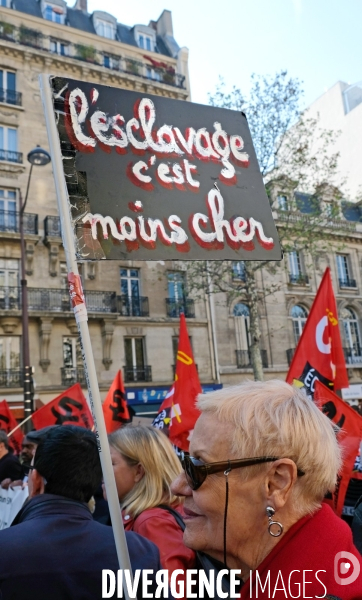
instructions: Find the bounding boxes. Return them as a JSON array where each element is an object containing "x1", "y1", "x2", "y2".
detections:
[
  {"x1": 102, "y1": 370, "x2": 131, "y2": 433},
  {"x1": 286, "y1": 267, "x2": 348, "y2": 394},
  {"x1": 314, "y1": 381, "x2": 362, "y2": 515},
  {"x1": 32, "y1": 384, "x2": 93, "y2": 430},
  {"x1": 0, "y1": 400, "x2": 24, "y2": 455},
  {"x1": 154, "y1": 313, "x2": 202, "y2": 451}
]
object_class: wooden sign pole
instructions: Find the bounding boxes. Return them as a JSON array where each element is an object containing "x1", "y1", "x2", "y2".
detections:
[{"x1": 39, "y1": 74, "x2": 133, "y2": 594}]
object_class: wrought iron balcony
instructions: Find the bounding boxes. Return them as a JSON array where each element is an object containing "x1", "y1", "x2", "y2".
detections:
[
  {"x1": 0, "y1": 369, "x2": 23, "y2": 388},
  {"x1": 61, "y1": 367, "x2": 86, "y2": 387},
  {"x1": 0, "y1": 149, "x2": 23, "y2": 164},
  {"x1": 286, "y1": 348, "x2": 295, "y2": 366},
  {"x1": 0, "y1": 88, "x2": 22, "y2": 106},
  {"x1": 0, "y1": 288, "x2": 20, "y2": 310},
  {"x1": 85, "y1": 291, "x2": 117, "y2": 313},
  {"x1": 289, "y1": 273, "x2": 309, "y2": 285},
  {"x1": 235, "y1": 349, "x2": 268, "y2": 369},
  {"x1": 339, "y1": 278, "x2": 357, "y2": 289},
  {"x1": 0, "y1": 210, "x2": 38, "y2": 234},
  {"x1": 166, "y1": 298, "x2": 195, "y2": 318},
  {"x1": 123, "y1": 366, "x2": 152, "y2": 383},
  {"x1": 343, "y1": 347, "x2": 362, "y2": 365},
  {"x1": 44, "y1": 215, "x2": 61, "y2": 238},
  {"x1": 27, "y1": 288, "x2": 71, "y2": 312},
  {"x1": 117, "y1": 295, "x2": 149, "y2": 317}
]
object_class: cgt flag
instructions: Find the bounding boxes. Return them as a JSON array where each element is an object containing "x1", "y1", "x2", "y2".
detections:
[
  {"x1": 102, "y1": 370, "x2": 131, "y2": 433},
  {"x1": 286, "y1": 267, "x2": 348, "y2": 395},
  {"x1": 32, "y1": 384, "x2": 93, "y2": 430},
  {"x1": 153, "y1": 313, "x2": 202, "y2": 451},
  {"x1": 0, "y1": 400, "x2": 23, "y2": 455},
  {"x1": 314, "y1": 380, "x2": 362, "y2": 516}
]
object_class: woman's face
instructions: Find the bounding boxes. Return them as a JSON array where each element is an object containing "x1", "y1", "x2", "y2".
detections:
[
  {"x1": 107, "y1": 447, "x2": 140, "y2": 502},
  {"x1": 171, "y1": 412, "x2": 269, "y2": 568}
]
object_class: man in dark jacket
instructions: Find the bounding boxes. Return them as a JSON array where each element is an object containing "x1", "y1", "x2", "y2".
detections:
[
  {"x1": 0, "y1": 425, "x2": 165, "y2": 600},
  {"x1": 0, "y1": 430, "x2": 23, "y2": 484}
]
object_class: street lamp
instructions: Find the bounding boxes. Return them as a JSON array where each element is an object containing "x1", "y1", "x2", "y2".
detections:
[{"x1": 20, "y1": 145, "x2": 51, "y2": 432}]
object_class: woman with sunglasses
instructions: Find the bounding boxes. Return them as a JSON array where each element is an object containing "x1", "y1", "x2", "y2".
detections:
[
  {"x1": 171, "y1": 380, "x2": 362, "y2": 600},
  {"x1": 105, "y1": 425, "x2": 195, "y2": 581}
]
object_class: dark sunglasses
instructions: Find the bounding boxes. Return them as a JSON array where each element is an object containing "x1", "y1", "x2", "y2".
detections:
[{"x1": 180, "y1": 452, "x2": 305, "y2": 490}]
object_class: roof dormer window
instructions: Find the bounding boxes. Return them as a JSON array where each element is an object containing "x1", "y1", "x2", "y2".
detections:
[
  {"x1": 95, "y1": 19, "x2": 115, "y2": 40},
  {"x1": 138, "y1": 34, "x2": 153, "y2": 51},
  {"x1": 44, "y1": 3, "x2": 65, "y2": 24}
]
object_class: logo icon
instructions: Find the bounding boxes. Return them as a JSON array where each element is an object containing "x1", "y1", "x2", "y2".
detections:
[{"x1": 334, "y1": 551, "x2": 360, "y2": 585}]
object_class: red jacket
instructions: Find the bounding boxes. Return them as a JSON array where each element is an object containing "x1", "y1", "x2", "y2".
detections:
[
  {"x1": 242, "y1": 503, "x2": 362, "y2": 599},
  {"x1": 123, "y1": 505, "x2": 195, "y2": 576}
]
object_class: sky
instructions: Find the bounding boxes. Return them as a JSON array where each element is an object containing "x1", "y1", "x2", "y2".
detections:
[{"x1": 64, "y1": 0, "x2": 362, "y2": 109}]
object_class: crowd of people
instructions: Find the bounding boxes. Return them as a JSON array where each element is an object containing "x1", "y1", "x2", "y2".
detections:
[{"x1": 0, "y1": 380, "x2": 361, "y2": 599}]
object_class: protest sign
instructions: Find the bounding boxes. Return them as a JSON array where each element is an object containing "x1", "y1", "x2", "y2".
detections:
[
  {"x1": 0, "y1": 485, "x2": 28, "y2": 530},
  {"x1": 49, "y1": 76, "x2": 281, "y2": 262}
]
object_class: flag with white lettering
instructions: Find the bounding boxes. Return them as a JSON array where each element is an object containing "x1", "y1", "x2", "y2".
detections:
[{"x1": 286, "y1": 267, "x2": 348, "y2": 394}]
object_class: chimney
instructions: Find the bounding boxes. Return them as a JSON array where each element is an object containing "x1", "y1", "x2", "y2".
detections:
[{"x1": 73, "y1": 0, "x2": 88, "y2": 12}]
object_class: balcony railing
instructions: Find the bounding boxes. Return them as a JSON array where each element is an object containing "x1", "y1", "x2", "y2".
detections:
[
  {"x1": 343, "y1": 347, "x2": 362, "y2": 365},
  {"x1": 166, "y1": 298, "x2": 195, "y2": 318},
  {"x1": 339, "y1": 278, "x2": 357, "y2": 288},
  {"x1": 286, "y1": 348, "x2": 295, "y2": 366},
  {"x1": 0, "y1": 369, "x2": 23, "y2": 388},
  {"x1": 0, "y1": 149, "x2": 23, "y2": 164},
  {"x1": 85, "y1": 291, "x2": 117, "y2": 313},
  {"x1": 124, "y1": 366, "x2": 152, "y2": 383},
  {"x1": 61, "y1": 367, "x2": 86, "y2": 386},
  {"x1": 0, "y1": 288, "x2": 20, "y2": 310},
  {"x1": 289, "y1": 273, "x2": 309, "y2": 285},
  {"x1": 0, "y1": 287, "x2": 117, "y2": 313},
  {"x1": 117, "y1": 295, "x2": 149, "y2": 317},
  {"x1": 235, "y1": 349, "x2": 268, "y2": 369},
  {"x1": 0, "y1": 88, "x2": 22, "y2": 106},
  {"x1": 0, "y1": 22, "x2": 186, "y2": 90},
  {"x1": 44, "y1": 215, "x2": 61, "y2": 238},
  {"x1": 0, "y1": 210, "x2": 38, "y2": 234}
]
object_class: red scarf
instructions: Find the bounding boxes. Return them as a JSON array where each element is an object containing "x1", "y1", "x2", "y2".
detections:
[{"x1": 240, "y1": 504, "x2": 362, "y2": 599}]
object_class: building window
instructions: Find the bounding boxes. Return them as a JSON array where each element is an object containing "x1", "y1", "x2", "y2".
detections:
[
  {"x1": 103, "y1": 55, "x2": 119, "y2": 70},
  {"x1": 124, "y1": 337, "x2": 150, "y2": 382},
  {"x1": 291, "y1": 305, "x2": 308, "y2": 344},
  {"x1": 120, "y1": 268, "x2": 139, "y2": 298},
  {"x1": 95, "y1": 20, "x2": 115, "y2": 39},
  {"x1": 0, "y1": 0, "x2": 11, "y2": 7},
  {"x1": 138, "y1": 33, "x2": 153, "y2": 51},
  {"x1": 342, "y1": 307, "x2": 362, "y2": 361},
  {"x1": 277, "y1": 194, "x2": 288, "y2": 210},
  {"x1": 63, "y1": 336, "x2": 81, "y2": 369},
  {"x1": 232, "y1": 261, "x2": 246, "y2": 281},
  {"x1": 44, "y1": 3, "x2": 65, "y2": 24},
  {"x1": 288, "y1": 251, "x2": 308, "y2": 285},
  {"x1": 233, "y1": 303, "x2": 250, "y2": 350},
  {"x1": 168, "y1": 272, "x2": 185, "y2": 302},
  {"x1": 0, "y1": 188, "x2": 17, "y2": 232},
  {"x1": 337, "y1": 254, "x2": 355, "y2": 287},
  {"x1": 50, "y1": 39, "x2": 68, "y2": 56},
  {"x1": 0, "y1": 125, "x2": 18, "y2": 162},
  {"x1": 0, "y1": 69, "x2": 16, "y2": 105},
  {"x1": 0, "y1": 258, "x2": 19, "y2": 310},
  {"x1": 0, "y1": 336, "x2": 21, "y2": 372}
]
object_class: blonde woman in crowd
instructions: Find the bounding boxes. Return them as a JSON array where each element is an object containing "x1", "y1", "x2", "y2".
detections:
[{"x1": 105, "y1": 425, "x2": 195, "y2": 576}]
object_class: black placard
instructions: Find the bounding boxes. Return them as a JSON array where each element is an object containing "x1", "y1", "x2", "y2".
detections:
[{"x1": 50, "y1": 76, "x2": 281, "y2": 261}]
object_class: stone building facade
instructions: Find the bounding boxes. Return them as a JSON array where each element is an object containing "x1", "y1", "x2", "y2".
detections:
[{"x1": 0, "y1": 0, "x2": 361, "y2": 421}]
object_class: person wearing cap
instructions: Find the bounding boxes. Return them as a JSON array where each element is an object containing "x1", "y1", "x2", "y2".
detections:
[{"x1": 0, "y1": 425, "x2": 164, "y2": 600}]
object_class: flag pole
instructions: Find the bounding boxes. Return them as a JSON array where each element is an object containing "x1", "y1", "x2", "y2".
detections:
[
  {"x1": 39, "y1": 74, "x2": 133, "y2": 591},
  {"x1": 7, "y1": 413, "x2": 33, "y2": 437}
]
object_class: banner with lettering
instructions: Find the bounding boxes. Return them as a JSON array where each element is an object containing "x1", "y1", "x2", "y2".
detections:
[
  {"x1": 314, "y1": 381, "x2": 362, "y2": 515},
  {"x1": 286, "y1": 267, "x2": 348, "y2": 394},
  {"x1": 0, "y1": 400, "x2": 23, "y2": 455},
  {"x1": 0, "y1": 485, "x2": 28, "y2": 530},
  {"x1": 48, "y1": 76, "x2": 281, "y2": 262},
  {"x1": 153, "y1": 313, "x2": 201, "y2": 451},
  {"x1": 102, "y1": 370, "x2": 131, "y2": 433},
  {"x1": 32, "y1": 384, "x2": 93, "y2": 430}
]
